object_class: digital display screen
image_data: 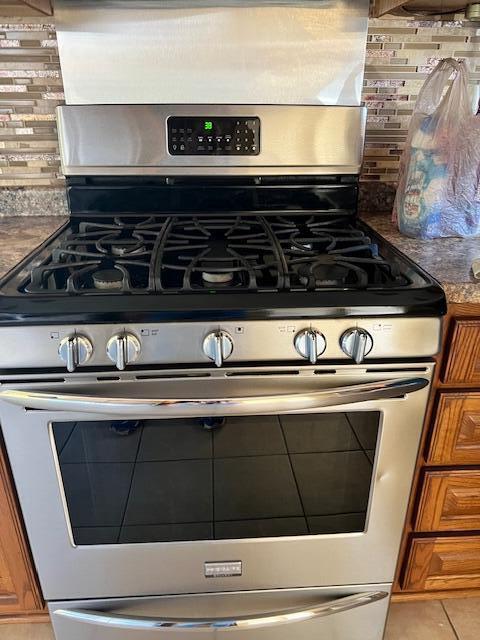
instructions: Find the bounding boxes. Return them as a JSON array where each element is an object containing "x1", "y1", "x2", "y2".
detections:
[{"x1": 168, "y1": 116, "x2": 260, "y2": 156}]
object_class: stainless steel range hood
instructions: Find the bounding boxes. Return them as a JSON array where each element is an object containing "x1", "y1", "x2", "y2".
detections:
[{"x1": 55, "y1": 0, "x2": 369, "y2": 106}]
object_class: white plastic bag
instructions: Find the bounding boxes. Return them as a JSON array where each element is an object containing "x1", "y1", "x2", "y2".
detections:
[{"x1": 393, "y1": 58, "x2": 480, "y2": 238}]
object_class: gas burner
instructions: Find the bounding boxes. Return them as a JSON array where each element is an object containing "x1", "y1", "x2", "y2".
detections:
[
  {"x1": 296, "y1": 256, "x2": 369, "y2": 288},
  {"x1": 201, "y1": 271, "x2": 234, "y2": 285},
  {"x1": 269, "y1": 216, "x2": 408, "y2": 290},
  {"x1": 157, "y1": 216, "x2": 283, "y2": 292},
  {"x1": 110, "y1": 243, "x2": 145, "y2": 257},
  {"x1": 92, "y1": 268, "x2": 124, "y2": 290},
  {"x1": 93, "y1": 232, "x2": 148, "y2": 257}
]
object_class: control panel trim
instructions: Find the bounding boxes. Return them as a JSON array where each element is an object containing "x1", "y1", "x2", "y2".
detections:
[{"x1": 57, "y1": 105, "x2": 367, "y2": 176}]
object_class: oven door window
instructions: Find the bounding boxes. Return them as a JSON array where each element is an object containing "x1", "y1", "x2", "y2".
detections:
[{"x1": 52, "y1": 412, "x2": 380, "y2": 545}]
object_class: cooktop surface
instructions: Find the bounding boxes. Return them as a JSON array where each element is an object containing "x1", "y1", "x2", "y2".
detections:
[
  {"x1": 0, "y1": 213, "x2": 446, "y2": 324},
  {"x1": 22, "y1": 214, "x2": 411, "y2": 295}
]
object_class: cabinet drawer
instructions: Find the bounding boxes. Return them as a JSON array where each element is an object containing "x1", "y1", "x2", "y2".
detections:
[
  {"x1": 0, "y1": 438, "x2": 43, "y2": 615},
  {"x1": 416, "y1": 470, "x2": 480, "y2": 531},
  {"x1": 443, "y1": 320, "x2": 480, "y2": 384},
  {"x1": 403, "y1": 536, "x2": 480, "y2": 591},
  {"x1": 429, "y1": 393, "x2": 480, "y2": 464}
]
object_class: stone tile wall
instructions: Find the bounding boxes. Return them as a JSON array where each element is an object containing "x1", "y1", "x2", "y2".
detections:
[
  {"x1": 0, "y1": 14, "x2": 478, "y2": 198},
  {"x1": 0, "y1": 18, "x2": 63, "y2": 187}
]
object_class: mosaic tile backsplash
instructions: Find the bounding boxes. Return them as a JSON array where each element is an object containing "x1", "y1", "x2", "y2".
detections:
[
  {"x1": 0, "y1": 15, "x2": 478, "y2": 201},
  {"x1": 363, "y1": 16, "x2": 480, "y2": 187},
  {"x1": 0, "y1": 18, "x2": 62, "y2": 187}
]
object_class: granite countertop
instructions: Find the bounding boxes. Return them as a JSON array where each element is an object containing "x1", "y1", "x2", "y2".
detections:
[
  {"x1": 362, "y1": 213, "x2": 480, "y2": 305},
  {"x1": 0, "y1": 216, "x2": 67, "y2": 279},
  {"x1": 0, "y1": 214, "x2": 479, "y2": 305}
]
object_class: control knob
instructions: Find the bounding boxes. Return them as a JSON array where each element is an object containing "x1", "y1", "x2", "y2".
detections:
[
  {"x1": 203, "y1": 331, "x2": 233, "y2": 367},
  {"x1": 340, "y1": 328, "x2": 373, "y2": 364},
  {"x1": 58, "y1": 334, "x2": 93, "y2": 372},
  {"x1": 107, "y1": 332, "x2": 141, "y2": 370},
  {"x1": 294, "y1": 329, "x2": 326, "y2": 364}
]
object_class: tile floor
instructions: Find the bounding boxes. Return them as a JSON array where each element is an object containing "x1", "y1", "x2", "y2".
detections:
[
  {"x1": 0, "y1": 598, "x2": 479, "y2": 639},
  {"x1": 385, "y1": 599, "x2": 480, "y2": 640}
]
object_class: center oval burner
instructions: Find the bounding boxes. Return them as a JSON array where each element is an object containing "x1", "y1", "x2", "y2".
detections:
[
  {"x1": 92, "y1": 268, "x2": 124, "y2": 290},
  {"x1": 201, "y1": 271, "x2": 234, "y2": 285}
]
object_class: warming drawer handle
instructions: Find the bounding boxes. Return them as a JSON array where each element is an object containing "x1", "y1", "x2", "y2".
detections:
[
  {"x1": 53, "y1": 591, "x2": 388, "y2": 631},
  {"x1": 0, "y1": 377, "x2": 429, "y2": 416}
]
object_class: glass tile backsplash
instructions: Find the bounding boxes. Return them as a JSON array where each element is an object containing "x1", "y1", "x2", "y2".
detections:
[{"x1": 0, "y1": 16, "x2": 478, "y2": 187}]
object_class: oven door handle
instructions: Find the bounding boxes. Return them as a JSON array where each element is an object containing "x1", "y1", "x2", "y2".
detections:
[
  {"x1": 53, "y1": 590, "x2": 388, "y2": 631},
  {"x1": 0, "y1": 377, "x2": 428, "y2": 416}
]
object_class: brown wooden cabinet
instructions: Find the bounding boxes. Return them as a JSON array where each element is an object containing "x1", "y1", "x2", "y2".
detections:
[
  {"x1": 429, "y1": 393, "x2": 480, "y2": 465},
  {"x1": 403, "y1": 536, "x2": 480, "y2": 591},
  {"x1": 371, "y1": 0, "x2": 469, "y2": 17},
  {"x1": 416, "y1": 470, "x2": 480, "y2": 532},
  {"x1": 372, "y1": 0, "x2": 410, "y2": 16},
  {"x1": 395, "y1": 307, "x2": 480, "y2": 600},
  {"x1": 443, "y1": 321, "x2": 480, "y2": 385},
  {"x1": 0, "y1": 1, "x2": 52, "y2": 16},
  {"x1": 0, "y1": 436, "x2": 44, "y2": 620}
]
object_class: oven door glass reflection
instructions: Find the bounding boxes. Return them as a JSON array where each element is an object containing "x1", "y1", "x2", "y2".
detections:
[{"x1": 52, "y1": 412, "x2": 380, "y2": 545}]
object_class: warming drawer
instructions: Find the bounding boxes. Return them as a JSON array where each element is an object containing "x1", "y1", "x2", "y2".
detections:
[{"x1": 50, "y1": 586, "x2": 391, "y2": 640}]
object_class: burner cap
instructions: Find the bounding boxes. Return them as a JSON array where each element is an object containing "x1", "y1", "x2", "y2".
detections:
[
  {"x1": 201, "y1": 271, "x2": 234, "y2": 284},
  {"x1": 92, "y1": 268, "x2": 124, "y2": 290}
]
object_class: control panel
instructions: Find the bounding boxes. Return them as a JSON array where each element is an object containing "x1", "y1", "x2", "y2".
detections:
[
  {"x1": 0, "y1": 317, "x2": 440, "y2": 371},
  {"x1": 167, "y1": 116, "x2": 260, "y2": 156}
]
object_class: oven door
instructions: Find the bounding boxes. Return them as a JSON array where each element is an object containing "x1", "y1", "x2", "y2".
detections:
[{"x1": 0, "y1": 363, "x2": 432, "y2": 601}]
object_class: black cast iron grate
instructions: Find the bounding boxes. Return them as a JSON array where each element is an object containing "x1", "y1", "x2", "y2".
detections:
[{"x1": 23, "y1": 214, "x2": 409, "y2": 295}]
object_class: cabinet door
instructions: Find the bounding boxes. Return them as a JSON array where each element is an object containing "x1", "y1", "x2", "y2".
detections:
[
  {"x1": 403, "y1": 536, "x2": 480, "y2": 591},
  {"x1": 416, "y1": 470, "x2": 480, "y2": 531},
  {"x1": 0, "y1": 437, "x2": 43, "y2": 615},
  {"x1": 0, "y1": 2, "x2": 53, "y2": 17},
  {"x1": 443, "y1": 320, "x2": 480, "y2": 384},
  {"x1": 429, "y1": 393, "x2": 480, "y2": 464}
]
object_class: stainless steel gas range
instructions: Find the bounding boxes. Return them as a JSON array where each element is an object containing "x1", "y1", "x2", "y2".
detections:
[{"x1": 0, "y1": 104, "x2": 445, "y2": 640}]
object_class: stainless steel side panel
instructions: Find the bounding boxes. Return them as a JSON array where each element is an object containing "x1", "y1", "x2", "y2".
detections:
[
  {"x1": 0, "y1": 363, "x2": 432, "y2": 600},
  {"x1": 49, "y1": 585, "x2": 392, "y2": 640},
  {"x1": 55, "y1": 0, "x2": 369, "y2": 107},
  {"x1": 57, "y1": 105, "x2": 367, "y2": 176}
]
